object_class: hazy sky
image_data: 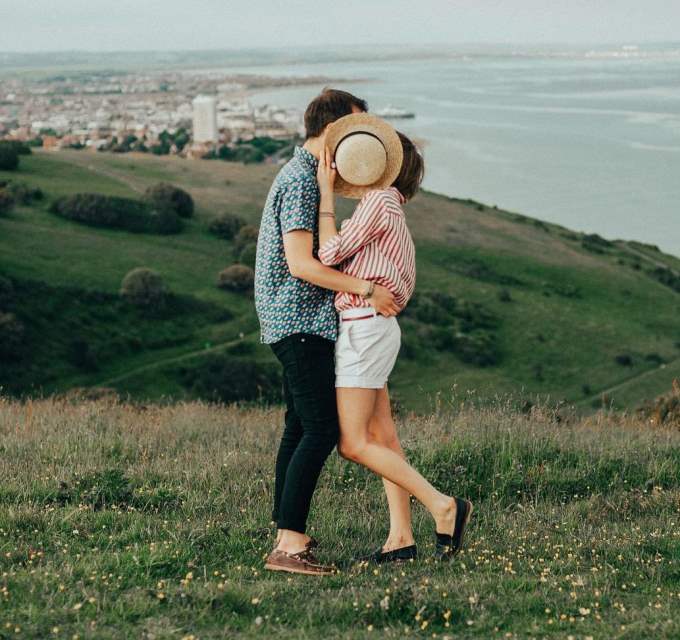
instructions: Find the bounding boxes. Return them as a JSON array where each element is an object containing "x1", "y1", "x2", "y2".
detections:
[{"x1": 1, "y1": 0, "x2": 678, "y2": 52}]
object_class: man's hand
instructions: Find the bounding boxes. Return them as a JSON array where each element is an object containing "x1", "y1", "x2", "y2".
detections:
[{"x1": 369, "y1": 284, "x2": 400, "y2": 316}]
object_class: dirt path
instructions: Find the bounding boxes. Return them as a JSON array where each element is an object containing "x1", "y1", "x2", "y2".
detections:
[
  {"x1": 96, "y1": 336, "x2": 249, "y2": 387},
  {"x1": 578, "y1": 356, "x2": 680, "y2": 406}
]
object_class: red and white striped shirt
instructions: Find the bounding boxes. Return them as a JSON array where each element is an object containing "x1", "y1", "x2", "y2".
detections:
[{"x1": 318, "y1": 187, "x2": 416, "y2": 312}]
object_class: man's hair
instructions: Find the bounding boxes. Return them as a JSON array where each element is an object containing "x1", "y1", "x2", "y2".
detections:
[
  {"x1": 304, "y1": 88, "x2": 368, "y2": 139},
  {"x1": 392, "y1": 132, "x2": 424, "y2": 201}
]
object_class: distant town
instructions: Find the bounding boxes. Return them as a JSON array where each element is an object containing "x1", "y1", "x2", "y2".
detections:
[{"x1": 0, "y1": 70, "x2": 347, "y2": 162}]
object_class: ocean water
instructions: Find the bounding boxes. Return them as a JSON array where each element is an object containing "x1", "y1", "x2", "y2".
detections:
[{"x1": 217, "y1": 47, "x2": 680, "y2": 256}]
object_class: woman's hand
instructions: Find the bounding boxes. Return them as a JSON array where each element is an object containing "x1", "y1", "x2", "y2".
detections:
[{"x1": 317, "y1": 145, "x2": 337, "y2": 198}]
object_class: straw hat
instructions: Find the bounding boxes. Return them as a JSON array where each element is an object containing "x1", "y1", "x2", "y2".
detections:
[{"x1": 325, "y1": 113, "x2": 403, "y2": 199}]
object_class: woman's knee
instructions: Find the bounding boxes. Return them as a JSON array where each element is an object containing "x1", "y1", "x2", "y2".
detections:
[{"x1": 338, "y1": 436, "x2": 367, "y2": 462}]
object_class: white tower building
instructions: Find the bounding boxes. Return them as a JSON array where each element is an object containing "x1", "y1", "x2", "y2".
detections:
[{"x1": 192, "y1": 95, "x2": 218, "y2": 144}]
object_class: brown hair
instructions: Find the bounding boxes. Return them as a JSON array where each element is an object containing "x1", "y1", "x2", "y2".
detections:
[
  {"x1": 392, "y1": 132, "x2": 424, "y2": 201},
  {"x1": 304, "y1": 88, "x2": 368, "y2": 139}
]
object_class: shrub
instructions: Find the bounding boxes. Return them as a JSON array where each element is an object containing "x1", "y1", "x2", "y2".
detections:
[
  {"x1": 582, "y1": 233, "x2": 612, "y2": 253},
  {"x1": 50, "y1": 193, "x2": 151, "y2": 232},
  {"x1": 217, "y1": 264, "x2": 255, "y2": 292},
  {"x1": 120, "y1": 268, "x2": 167, "y2": 307},
  {"x1": 0, "y1": 312, "x2": 24, "y2": 361},
  {"x1": 49, "y1": 193, "x2": 182, "y2": 234},
  {"x1": 178, "y1": 355, "x2": 282, "y2": 403},
  {"x1": 615, "y1": 353, "x2": 633, "y2": 367},
  {"x1": 0, "y1": 275, "x2": 14, "y2": 307},
  {"x1": 145, "y1": 182, "x2": 194, "y2": 219},
  {"x1": 0, "y1": 140, "x2": 31, "y2": 155},
  {"x1": 498, "y1": 288, "x2": 512, "y2": 303},
  {"x1": 453, "y1": 330, "x2": 500, "y2": 366},
  {"x1": 5, "y1": 181, "x2": 43, "y2": 204},
  {"x1": 239, "y1": 242, "x2": 257, "y2": 268},
  {"x1": 0, "y1": 142, "x2": 20, "y2": 170},
  {"x1": 208, "y1": 212, "x2": 246, "y2": 240},
  {"x1": 234, "y1": 224, "x2": 259, "y2": 251},
  {"x1": 0, "y1": 189, "x2": 14, "y2": 215},
  {"x1": 68, "y1": 338, "x2": 98, "y2": 371},
  {"x1": 148, "y1": 208, "x2": 184, "y2": 234}
]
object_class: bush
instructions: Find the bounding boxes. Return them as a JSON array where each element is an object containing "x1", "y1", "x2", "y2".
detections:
[
  {"x1": 178, "y1": 355, "x2": 282, "y2": 403},
  {"x1": 149, "y1": 208, "x2": 184, "y2": 234},
  {"x1": 49, "y1": 193, "x2": 182, "y2": 234},
  {"x1": 145, "y1": 182, "x2": 194, "y2": 219},
  {"x1": 0, "y1": 140, "x2": 31, "y2": 155},
  {"x1": 217, "y1": 264, "x2": 255, "y2": 292},
  {"x1": 453, "y1": 330, "x2": 500, "y2": 366},
  {"x1": 68, "y1": 338, "x2": 98, "y2": 371},
  {"x1": 120, "y1": 268, "x2": 167, "y2": 307},
  {"x1": 4, "y1": 181, "x2": 43, "y2": 204},
  {"x1": 0, "y1": 275, "x2": 14, "y2": 307},
  {"x1": 615, "y1": 353, "x2": 633, "y2": 367},
  {"x1": 0, "y1": 143, "x2": 19, "y2": 171},
  {"x1": 498, "y1": 288, "x2": 512, "y2": 303},
  {"x1": 239, "y1": 242, "x2": 257, "y2": 268},
  {"x1": 234, "y1": 225, "x2": 259, "y2": 252},
  {"x1": 0, "y1": 189, "x2": 14, "y2": 215},
  {"x1": 208, "y1": 212, "x2": 246, "y2": 240},
  {"x1": 0, "y1": 312, "x2": 24, "y2": 361}
]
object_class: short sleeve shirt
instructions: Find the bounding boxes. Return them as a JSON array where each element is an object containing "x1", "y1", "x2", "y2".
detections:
[{"x1": 254, "y1": 146, "x2": 338, "y2": 344}]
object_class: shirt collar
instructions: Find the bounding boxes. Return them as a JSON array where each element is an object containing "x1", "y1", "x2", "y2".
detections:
[
  {"x1": 294, "y1": 145, "x2": 318, "y2": 174},
  {"x1": 388, "y1": 186, "x2": 407, "y2": 204}
]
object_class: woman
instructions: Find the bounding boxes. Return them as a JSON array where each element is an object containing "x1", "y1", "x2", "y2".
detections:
[{"x1": 317, "y1": 133, "x2": 473, "y2": 563}]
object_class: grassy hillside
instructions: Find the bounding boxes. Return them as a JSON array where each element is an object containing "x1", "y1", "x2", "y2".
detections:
[
  {"x1": 1, "y1": 149, "x2": 679, "y2": 410},
  {"x1": 1, "y1": 398, "x2": 679, "y2": 638}
]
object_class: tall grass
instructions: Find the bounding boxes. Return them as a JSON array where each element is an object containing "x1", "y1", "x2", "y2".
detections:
[{"x1": 1, "y1": 396, "x2": 679, "y2": 638}]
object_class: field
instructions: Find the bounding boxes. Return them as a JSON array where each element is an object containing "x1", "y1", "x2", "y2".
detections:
[
  {"x1": 1, "y1": 396, "x2": 679, "y2": 638},
  {"x1": 1, "y1": 149, "x2": 680, "y2": 411}
]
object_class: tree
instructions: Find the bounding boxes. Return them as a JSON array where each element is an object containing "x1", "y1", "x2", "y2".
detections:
[
  {"x1": 234, "y1": 225, "x2": 259, "y2": 251},
  {"x1": 208, "y1": 212, "x2": 246, "y2": 240},
  {"x1": 145, "y1": 182, "x2": 194, "y2": 218},
  {"x1": 120, "y1": 268, "x2": 167, "y2": 307},
  {"x1": 0, "y1": 143, "x2": 20, "y2": 171},
  {"x1": 0, "y1": 189, "x2": 14, "y2": 215},
  {"x1": 217, "y1": 264, "x2": 255, "y2": 293}
]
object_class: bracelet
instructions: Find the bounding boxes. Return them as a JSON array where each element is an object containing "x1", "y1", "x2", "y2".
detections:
[
  {"x1": 361, "y1": 281, "x2": 375, "y2": 299},
  {"x1": 319, "y1": 211, "x2": 336, "y2": 218}
]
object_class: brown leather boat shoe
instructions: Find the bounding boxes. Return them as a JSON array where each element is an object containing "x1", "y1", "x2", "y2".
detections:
[{"x1": 264, "y1": 547, "x2": 335, "y2": 576}]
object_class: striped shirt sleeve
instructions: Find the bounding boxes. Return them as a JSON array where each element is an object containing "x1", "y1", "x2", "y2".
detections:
[{"x1": 318, "y1": 191, "x2": 389, "y2": 266}]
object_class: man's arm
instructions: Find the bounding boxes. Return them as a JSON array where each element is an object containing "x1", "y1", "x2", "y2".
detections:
[{"x1": 283, "y1": 230, "x2": 400, "y2": 316}]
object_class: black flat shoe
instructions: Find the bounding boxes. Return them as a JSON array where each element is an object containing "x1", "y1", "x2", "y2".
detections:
[
  {"x1": 357, "y1": 544, "x2": 418, "y2": 565},
  {"x1": 435, "y1": 498, "x2": 473, "y2": 560}
]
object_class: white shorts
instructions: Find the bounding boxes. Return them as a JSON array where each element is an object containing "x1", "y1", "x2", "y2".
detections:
[{"x1": 335, "y1": 307, "x2": 401, "y2": 389}]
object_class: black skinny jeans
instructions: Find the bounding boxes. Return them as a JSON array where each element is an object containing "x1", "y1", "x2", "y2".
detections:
[{"x1": 270, "y1": 333, "x2": 339, "y2": 533}]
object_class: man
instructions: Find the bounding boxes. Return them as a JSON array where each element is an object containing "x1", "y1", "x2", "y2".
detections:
[{"x1": 254, "y1": 88, "x2": 399, "y2": 575}]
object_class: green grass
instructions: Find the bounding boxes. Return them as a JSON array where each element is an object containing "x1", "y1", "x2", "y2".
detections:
[
  {"x1": 1, "y1": 397, "x2": 679, "y2": 638},
  {"x1": 1, "y1": 150, "x2": 680, "y2": 411}
]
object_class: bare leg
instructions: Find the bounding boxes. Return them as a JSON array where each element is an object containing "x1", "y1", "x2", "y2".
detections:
[
  {"x1": 367, "y1": 387, "x2": 415, "y2": 551},
  {"x1": 337, "y1": 387, "x2": 456, "y2": 536}
]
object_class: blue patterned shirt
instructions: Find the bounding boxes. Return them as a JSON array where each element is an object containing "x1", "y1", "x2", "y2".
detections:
[{"x1": 254, "y1": 146, "x2": 338, "y2": 344}]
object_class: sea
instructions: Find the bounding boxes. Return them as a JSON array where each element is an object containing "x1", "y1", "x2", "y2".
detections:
[{"x1": 215, "y1": 44, "x2": 680, "y2": 257}]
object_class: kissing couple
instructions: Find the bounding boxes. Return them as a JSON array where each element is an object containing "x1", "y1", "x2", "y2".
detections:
[{"x1": 254, "y1": 88, "x2": 472, "y2": 575}]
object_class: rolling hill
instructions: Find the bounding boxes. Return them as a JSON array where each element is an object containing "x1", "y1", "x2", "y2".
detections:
[{"x1": 1, "y1": 149, "x2": 679, "y2": 411}]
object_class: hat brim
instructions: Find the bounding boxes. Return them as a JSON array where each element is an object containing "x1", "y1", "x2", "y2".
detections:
[{"x1": 325, "y1": 113, "x2": 403, "y2": 199}]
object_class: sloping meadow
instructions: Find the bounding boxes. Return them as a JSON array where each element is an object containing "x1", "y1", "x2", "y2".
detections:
[{"x1": 1, "y1": 396, "x2": 679, "y2": 638}]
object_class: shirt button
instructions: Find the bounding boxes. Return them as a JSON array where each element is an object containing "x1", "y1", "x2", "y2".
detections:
[{"x1": 300, "y1": 337, "x2": 306, "y2": 342}]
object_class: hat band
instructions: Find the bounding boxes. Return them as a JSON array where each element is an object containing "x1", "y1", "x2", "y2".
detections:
[{"x1": 335, "y1": 130, "x2": 386, "y2": 153}]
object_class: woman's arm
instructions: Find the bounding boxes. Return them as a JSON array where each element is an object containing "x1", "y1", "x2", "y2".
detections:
[
  {"x1": 318, "y1": 191, "x2": 388, "y2": 266},
  {"x1": 283, "y1": 230, "x2": 400, "y2": 316}
]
